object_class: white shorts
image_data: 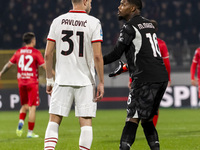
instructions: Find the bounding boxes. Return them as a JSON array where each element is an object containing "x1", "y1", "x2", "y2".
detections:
[{"x1": 49, "y1": 83, "x2": 97, "y2": 117}]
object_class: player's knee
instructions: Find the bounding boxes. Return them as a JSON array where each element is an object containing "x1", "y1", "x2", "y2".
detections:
[{"x1": 119, "y1": 141, "x2": 131, "y2": 150}]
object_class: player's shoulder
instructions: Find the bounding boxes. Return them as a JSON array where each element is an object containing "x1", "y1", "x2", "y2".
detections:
[
  {"x1": 83, "y1": 14, "x2": 101, "y2": 26},
  {"x1": 51, "y1": 13, "x2": 70, "y2": 25},
  {"x1": 157, "y1": 38, "x2": 166, "y2": 44},
  {"x1": 53, "y1": 13, "x2": 66, "y2": 22},
  {"x1": 125, "y1": 16, "x2": 147, "y2": 34},
  {"x1": 157, "y1": 38, "x2": 163, "y2": 42},
  {"x1": 31, "y1": 47, "x2": 40, "y2": 52},
  {"x1": 121, "y1": 23, "x2": 135, "y2": 35},
  {"x1": 15, "y1": 46, "x2": 25, "y2": 54},
  {"x1": 193, "y1": 47, "x2": 200, "y2": 56},
  {"x1": 196, "y1": 47, "x2": 200, "y2": 51},
  {"x1": 87, "y1": 14, "x2": 100, "y2": 22},
  {"x1": 195, "y1": 47, "x2": 200, "y2": 53}
]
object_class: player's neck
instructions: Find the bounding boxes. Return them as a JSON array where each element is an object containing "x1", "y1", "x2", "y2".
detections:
[
  {"x1": 25, "y1": 44, "x2": 34, "y2": 48},
  {"x1": 126, "y1": 11, "x2": 140, "y2": 21},
  {"x1": 73, "y1": 4, "x2": 86, "y2": 12}
]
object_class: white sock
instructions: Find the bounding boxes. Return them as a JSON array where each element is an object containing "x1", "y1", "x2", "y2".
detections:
[
  {"x1": 28, "y1": 130, "x2": 33, "y2": 134},
  {"x1": 44, "y1": 121, "x2": 59, "y2": 150},
  {"x1": 19, "y1": 119, "x2": 24, "y2": 124},
  {"x1": 79, "y1": 126, "x2": 93, "y2": 150}
]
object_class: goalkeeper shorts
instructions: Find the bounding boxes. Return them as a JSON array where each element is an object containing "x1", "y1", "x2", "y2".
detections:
[{"x1": 127, "y1": 81, "x2": 168, "y2": 120}]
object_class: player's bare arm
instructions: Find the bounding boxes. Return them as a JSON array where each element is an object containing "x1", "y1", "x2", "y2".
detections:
[
  {"x1": 190, "y1": 60, "x2": 198, "y2": 86},
  {"x1": 191, "y1": 79, "x2": 197, "y2": 86},
  {"x1": 0, "y1": 61, "x2": 13, "y2": 79},
  {"x1": 92, "y1": 42, "x2": 104, "y2": 102},
  {"x1": 44, "y1": 40, "x2": 56, "y2": 95},
  {"x1": 41, "y1": 64, "x2": 55, "y2": 77}
]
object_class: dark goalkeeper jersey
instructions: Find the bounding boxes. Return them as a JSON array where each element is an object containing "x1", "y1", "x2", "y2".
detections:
[{"x1": 103, "y1": 15, "x2": 168, "y2": 82}]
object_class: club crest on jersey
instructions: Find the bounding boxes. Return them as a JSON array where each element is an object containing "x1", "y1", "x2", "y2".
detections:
[
  {"x1": 118, "y1": 33, "x2": 124, "y2": 42},
  {"x1": 100, "y1": 29, "x2": 103, "y2": 37}
]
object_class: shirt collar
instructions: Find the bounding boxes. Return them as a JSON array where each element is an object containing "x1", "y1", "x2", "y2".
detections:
[{"x1": 69, "y1": 10, "x2": 87, "y2": 13}]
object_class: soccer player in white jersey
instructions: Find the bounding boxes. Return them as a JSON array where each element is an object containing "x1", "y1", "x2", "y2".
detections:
[{"x1": 44, "y1": 0, "x2": 104, "y2": 149}]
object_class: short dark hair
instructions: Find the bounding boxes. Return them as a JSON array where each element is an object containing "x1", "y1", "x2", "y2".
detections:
[
  {"x1": 128, "y1": 0, "x2": 143, "y2": 11},
  {"x1": 71, "y1": 0, "x2": 82, "y2": 3},
  {"x1": 23, "y1": 32, "x2": 35, "y2": 44}
]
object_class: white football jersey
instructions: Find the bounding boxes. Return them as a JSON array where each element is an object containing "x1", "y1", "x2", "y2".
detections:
[{"x1": 47, "y1": 10, "x2": 103, "y2": 86}]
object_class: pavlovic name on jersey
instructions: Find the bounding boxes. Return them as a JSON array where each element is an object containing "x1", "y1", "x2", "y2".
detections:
[{"x1": 61, "y1": 19, "x2": 87, "y2": 27}]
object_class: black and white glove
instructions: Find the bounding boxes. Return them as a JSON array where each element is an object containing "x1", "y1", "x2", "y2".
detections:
[{"x1": 109, "y1": 60, "x2": 128, "y2": 77}]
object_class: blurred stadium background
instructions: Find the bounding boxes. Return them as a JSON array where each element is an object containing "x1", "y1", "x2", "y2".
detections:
[{"x1": 0, "y1": 0, "x2": 200, "y2": 110}]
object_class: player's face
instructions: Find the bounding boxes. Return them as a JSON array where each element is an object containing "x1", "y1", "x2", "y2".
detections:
[
  {"x1": 118, "y1": 0, "x2": 134, "y2": 21},
  {"x1": 32, "y1": 37, "x2": 36, "y2": 47},
  {"x1": 85, "y1": 0, "x2": 92, "y2": 14}
]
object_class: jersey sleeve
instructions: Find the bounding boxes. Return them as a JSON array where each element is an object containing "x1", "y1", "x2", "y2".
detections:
[
  {"x1": 103, "y1": 42, "x2": 127, "y2": 65},
  {"x1": 9, "y1": 52, "x2": 17, "y2": 64},
  {"x1": 118, "y1": 24, "x2": 135, "y2": 45},
  {"x1": 47, "y1": 19, "x2": 57, "y2": 42},
  {"x1": 190, "y1": 61, "x2": 197, "y2": 80},
  {"x1": 159, "y1": 40, "x2": 169, "y2": 58},
  {"x1": 91, "y1": 20, "x2": 103, "y2": 43},
  {"x1": 192, "y1": 49, "x2": 199, "y2": 63},
  {"x1": 36, "y1": 51, "x2": 45, "y2": 66},
  {"x1": 190, "y1": 49, "x2": 199, "y2": 80},
  {"x1": 103, "y1": 24, "x2": 135, "y2": 65},
  {"x1": 163, "y1": 58, "x2": 171, "y2": 81},
  {"x1": 158, "y1": 40, "x2": 171, "y2": 81}
]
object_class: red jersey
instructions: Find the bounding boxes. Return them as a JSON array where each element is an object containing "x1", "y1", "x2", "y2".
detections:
[
  {"x1": 191, "y1": 47, "x2": 200, "y2": 80},
  {"x1": 9, "y1": 46, "x2": 45, "y2": 85},
  {"x1": 157, "y1": 38, "x2": 171, "y2": 81}
]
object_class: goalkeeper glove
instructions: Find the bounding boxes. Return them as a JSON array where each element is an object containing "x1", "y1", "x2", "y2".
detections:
[{"x1": 109, "y1": 60, "x2": 128, "y2": 77}]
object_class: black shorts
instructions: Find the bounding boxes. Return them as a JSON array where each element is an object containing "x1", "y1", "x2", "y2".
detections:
[{"x1": 127, "y1": 81, "x2": 168, "y2": 120}]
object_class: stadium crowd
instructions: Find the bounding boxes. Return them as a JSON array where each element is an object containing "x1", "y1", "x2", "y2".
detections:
[{"x1": 0, "y1": 0, "x2": 199, "y2": 68}]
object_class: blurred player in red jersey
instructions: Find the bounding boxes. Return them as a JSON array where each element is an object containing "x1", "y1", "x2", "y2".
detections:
[
  {"x1": 190, "y1": 47, "x2": 200, "y2": 98},
  {"x1": 0, "y1": 32, "x2": 46, "y2": 138},
  {"x1": 109, "y1": 20, "x2": 171, "y2": 127},
  {"x1": 150, "y1": 20, "x2": 171, "y2": 127}
]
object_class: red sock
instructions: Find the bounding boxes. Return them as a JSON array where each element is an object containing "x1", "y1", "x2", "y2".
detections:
[
  {"x1": 153, "y1": 115, "x2": 158, "y2": 127},
  {"x1": 28, "y1": 122, "x2": 35, "y2": 131},
  {"x1": 19, "y1": 113, "x2": 26, "y2": 120},
  {"x1": 153, "y1": 110, "x2": 159, "y2": 127}
]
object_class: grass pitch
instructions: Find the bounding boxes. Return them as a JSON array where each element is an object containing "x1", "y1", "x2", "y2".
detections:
[{"x1": 0, "y1": 108, "x2": 200, "y2": 150}]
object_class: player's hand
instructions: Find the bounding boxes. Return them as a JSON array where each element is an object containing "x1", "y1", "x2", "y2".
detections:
[
  {"x1": 191, "y1": 79, "x2": 197, "y2": 86},
  {"x1": 94, "y1": 83, "x2": 104, "y2": 102},
  {"x1": 109, "y1": 60, "x2": 128, "y2": 77},
  {"x1": 0, "y1": 72, "x2": 2, "y2": 79},
  {"x1": 128, "y1": 80, "x2": 132, "y2": 89},
  {"x1": 46, "y1": 85, "x2": 53, "y2": 96},
  {"x1": 46, "y1": 78, "x2": 54, "y2": 96},
  {"x1": 168, "y1": 81, "x2": 171, "y2": 87}
]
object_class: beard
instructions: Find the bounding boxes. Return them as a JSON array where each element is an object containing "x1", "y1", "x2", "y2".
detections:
[{"x1": 118, "y1": 15, "x2": 125, "y2": 21}]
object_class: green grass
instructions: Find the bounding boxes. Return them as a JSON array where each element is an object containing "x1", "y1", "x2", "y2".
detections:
[{"x1": 0, "y1": 109, "x2": 200, "y2": 150}]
